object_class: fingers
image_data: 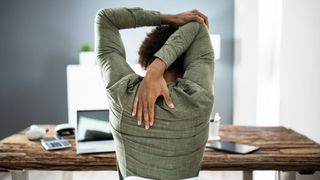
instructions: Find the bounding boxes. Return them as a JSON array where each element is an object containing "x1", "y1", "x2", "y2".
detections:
[
  {"x1": 132, "y1": 96, "x2": 138, "y2": 116},
  {"x1": 143, "y1": 98, "x2": 149, "y2": 129},
  {"x1": 191, "y1": 9, "x2": 209, "y2": 28},
  {"x1": 133, "y1": 93, "x2": 155, "y2": 129},
  {"x1": 137, "y1": 99, "x2": 143, "y2": 126},
  {"x1": 190, "y1": 14, "x2": 204, "y2": 24},
  {"x1": 148, "y1": 101, "x2": 155, "y2": 127},
  {"x1": 162, "y1": 89, "x2": 174, "y2": 109},
  {"x1": 192, "y1": 9, "x2": 209, "y2": 28}
]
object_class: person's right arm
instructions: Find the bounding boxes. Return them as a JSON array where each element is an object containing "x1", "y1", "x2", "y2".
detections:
[
  {"x1": 132, "y1": 11, "x2": 210, "y2": 129},
  {"x1": 132, "y1": 23, "x2": 214, "y2": 129},
  {"x1": 154, "y1": 22, "x2": 214, "y2": 94}
]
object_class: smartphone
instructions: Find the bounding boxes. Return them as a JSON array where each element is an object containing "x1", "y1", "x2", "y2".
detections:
[{"x1": 206, "y1": 140, "x2": 259, "y2": 154}]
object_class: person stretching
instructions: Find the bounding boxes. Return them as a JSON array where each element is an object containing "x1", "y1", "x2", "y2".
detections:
[{"x1": 95, "y1": 7, "x2": 214, "y2": 180}]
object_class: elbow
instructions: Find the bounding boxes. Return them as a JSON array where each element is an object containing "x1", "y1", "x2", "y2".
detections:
[
  {"x1": 185, "y1": 21, "x2": 201, "y2": 29},
  {"x1": 197, "y1": 22, "x2": 209, "y2": 36},
  {"x1": 182, "y1": 21, "x2": 202, "y2": 35},
  {"x1": 95, "y1": 8, "x2": 114, "y2": 24},
  {"x1": 187, "y1": 21, "x2": 209, "y2": 36},
  {"x1": 95, "y1": 9, "x2": 105, "y2": 24}
]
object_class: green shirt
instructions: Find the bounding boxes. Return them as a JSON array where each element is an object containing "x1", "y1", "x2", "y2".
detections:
[{"x1": 95, "y1": 7, "x2": 214, "y2": 180}]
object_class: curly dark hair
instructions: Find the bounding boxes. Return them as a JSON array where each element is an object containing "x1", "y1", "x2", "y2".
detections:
[{"x1": 138, "y1": 25, "x2": 185, "y2": 76}]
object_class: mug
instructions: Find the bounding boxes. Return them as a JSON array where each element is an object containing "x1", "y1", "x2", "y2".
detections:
[{"x1": 209, "y1": 120, "x2": 221, "y2": 140}]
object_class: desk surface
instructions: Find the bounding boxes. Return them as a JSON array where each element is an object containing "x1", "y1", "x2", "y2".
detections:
[{"x1": 0, "y1": 125, "x2": 319, "y2": 172}]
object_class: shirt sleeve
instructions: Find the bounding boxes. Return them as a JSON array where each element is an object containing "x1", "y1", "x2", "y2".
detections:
[
  {"x1": 154, "y1": 22, "x2": 214, "y2": 95},
  {"x1": 95, "y1": 7, "x2": 161, "y2": 89}
]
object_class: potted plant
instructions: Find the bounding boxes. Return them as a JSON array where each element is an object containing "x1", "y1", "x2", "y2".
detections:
[{"x1": 79, "y1": 43, "x2": 97, "y2": 65}]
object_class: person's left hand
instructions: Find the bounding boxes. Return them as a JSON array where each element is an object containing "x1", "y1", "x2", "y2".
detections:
[
  {"x1": 131, "y1": 58, "x2": 174, "y2": 129},
  {"x1": 161, "y1": 9, "x2": 209, "y2": 29}
]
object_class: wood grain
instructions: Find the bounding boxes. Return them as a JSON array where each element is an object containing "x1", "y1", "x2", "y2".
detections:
[{"x1": 0, "y1": 125, "x2": 319, "y2": 172}]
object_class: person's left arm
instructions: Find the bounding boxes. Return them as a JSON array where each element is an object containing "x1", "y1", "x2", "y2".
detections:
[
  {"x1": 95, "y1": 7, "x2": 161, "y2": 89},
  {"x1": 95, "y1": 8, "x2": 206, "y2": 89}
]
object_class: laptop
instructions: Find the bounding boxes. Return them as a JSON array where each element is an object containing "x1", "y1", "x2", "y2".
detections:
[{"x1": 76, "y1": 109, "x2": 115, "y2": 154}]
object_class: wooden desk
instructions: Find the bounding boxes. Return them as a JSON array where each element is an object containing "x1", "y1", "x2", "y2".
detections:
[{"x1": 1, "y1": 125, "x2": 319, "y2": 180}]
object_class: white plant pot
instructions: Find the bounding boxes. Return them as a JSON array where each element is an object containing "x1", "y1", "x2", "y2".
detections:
[{"x1": 79, "y1": 52, "x2": 97, "y2": 66}]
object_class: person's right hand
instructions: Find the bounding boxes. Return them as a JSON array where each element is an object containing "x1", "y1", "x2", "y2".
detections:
[
  {"x1": 161, "y1": 9, "x2": 209, "y2": 28},
  {"x1": 131, "y1": 58, "x2": 174, "y2": 129}
]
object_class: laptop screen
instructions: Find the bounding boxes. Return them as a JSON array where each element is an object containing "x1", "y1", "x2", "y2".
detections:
[{"x1": 77, "y1": 110, "x2": 113, "y2": 142}]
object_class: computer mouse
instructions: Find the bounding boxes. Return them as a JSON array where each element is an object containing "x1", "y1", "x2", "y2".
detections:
[{"x1": 25, "y1": 125, "x2": 47, "y2": 140}]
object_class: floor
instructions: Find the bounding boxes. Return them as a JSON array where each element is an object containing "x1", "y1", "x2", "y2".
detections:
[{"x1": 0, "y1": 171, "x2": 242, "y2": 180}]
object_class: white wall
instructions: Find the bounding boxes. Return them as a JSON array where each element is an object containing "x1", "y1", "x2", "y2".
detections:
[
  {"x1": 233, "y1": 0, "x2": 281, "y2": 126},
  {"x1": 234, "y1": 0, "x2": 320, "y2": 179},
  {"x1": 234, "y1": 0, "x2": 320, "y2": 140},
  {"x1": 279, "y1": 0, "x2": 320, "y2": 144},
  {"x1": 233, "y1": 0, "x2": 259, "y2": 125}
]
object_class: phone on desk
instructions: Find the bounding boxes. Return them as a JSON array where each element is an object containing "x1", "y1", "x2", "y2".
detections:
[{"x1": 206, "y1": 140, "x2": 259, "y2": 154}]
